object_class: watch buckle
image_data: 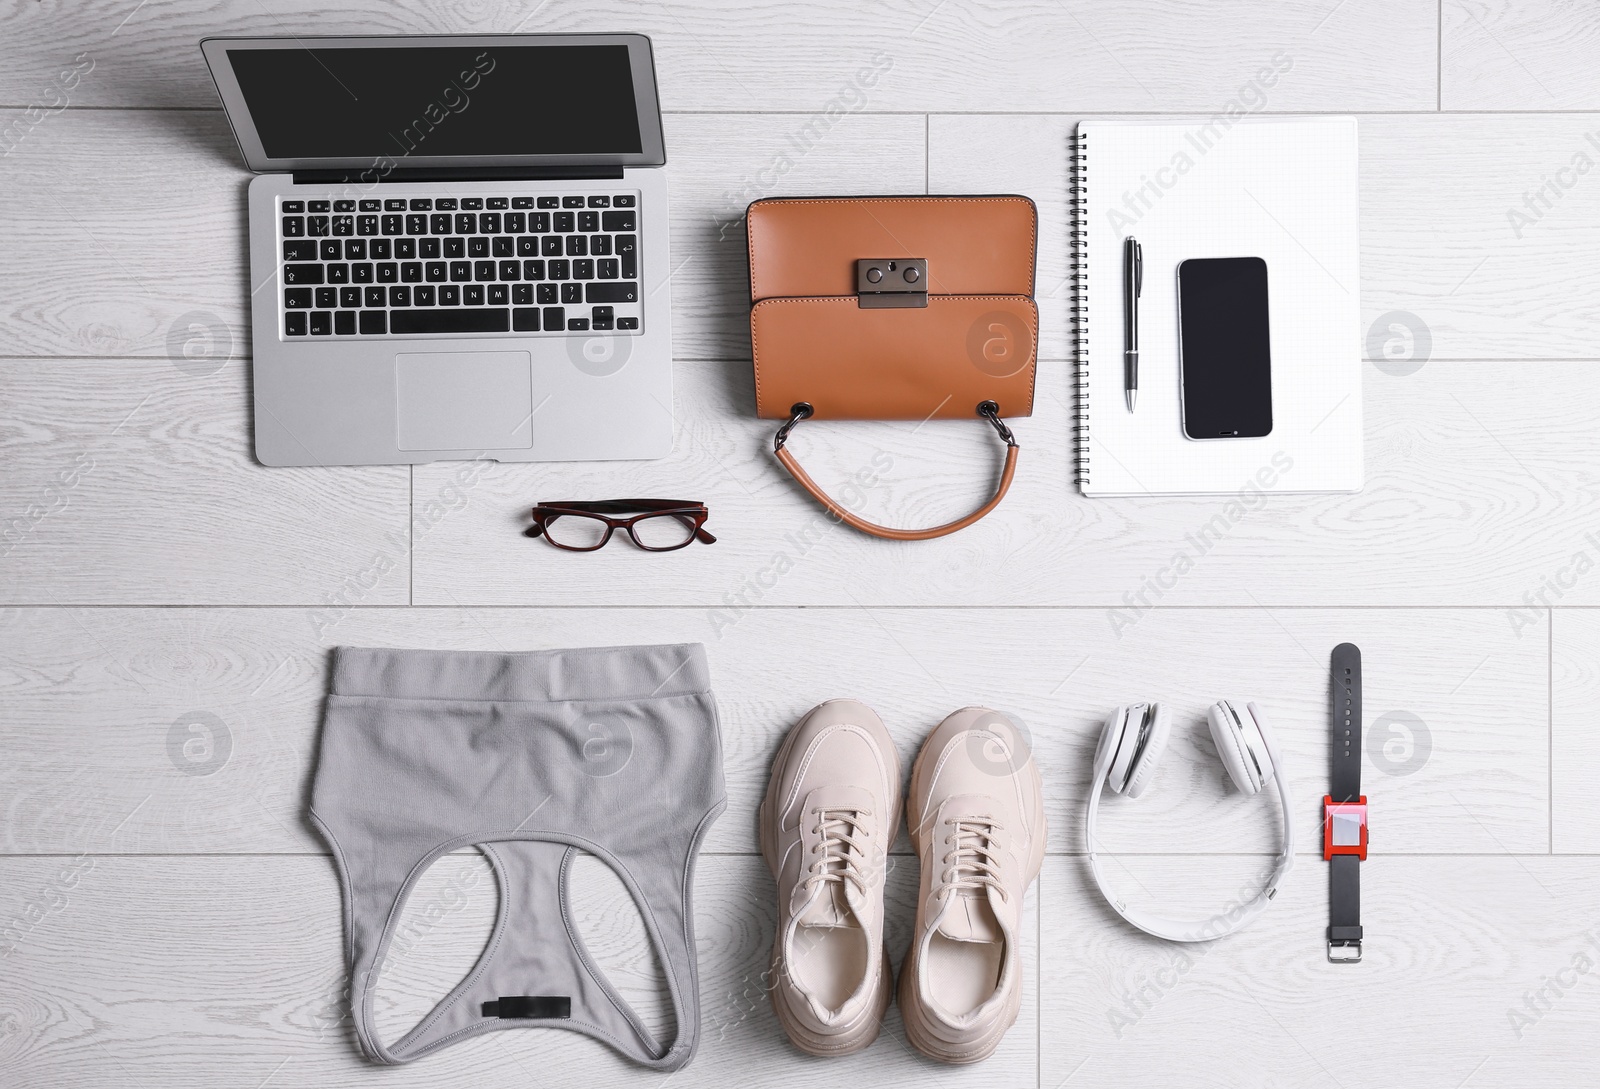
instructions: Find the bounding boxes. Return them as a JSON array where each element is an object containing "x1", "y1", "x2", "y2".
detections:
[{"x1": 1326, "y1": 939, "x2": 1363, "y2": 964}]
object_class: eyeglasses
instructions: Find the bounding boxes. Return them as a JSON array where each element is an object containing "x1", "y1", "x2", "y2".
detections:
[{"x1": 524, "y1": 499, "x2": 716, "y2": 552}]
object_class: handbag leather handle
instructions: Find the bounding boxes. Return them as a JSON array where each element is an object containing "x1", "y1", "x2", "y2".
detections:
[{"x1": 772, "y1": 402, "x2": 1020, "y2": 541}]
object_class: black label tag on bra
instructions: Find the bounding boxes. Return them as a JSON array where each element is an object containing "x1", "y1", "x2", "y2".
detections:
[{"x1": 481, "y1": 996, "x2": 572, "y2": 1019}]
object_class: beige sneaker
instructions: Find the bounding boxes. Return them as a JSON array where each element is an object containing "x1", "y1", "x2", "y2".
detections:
[
  {"x1": 899, "y1": 707, "x2": 1045, "y2": 1064},
  {"x1": 759, "y1": 699, "x2": 901, "y2": 1055}
]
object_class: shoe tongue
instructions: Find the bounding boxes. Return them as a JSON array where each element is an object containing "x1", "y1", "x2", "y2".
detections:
[
  {"x1": 796, "y1": 785, "x2": 875, "y2": 930},
  {"x1": 934, "y1": 795, "x2": 1005, "y2": 944}
]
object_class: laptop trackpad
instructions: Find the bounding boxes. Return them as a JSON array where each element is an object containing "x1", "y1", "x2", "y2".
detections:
[{"x1": 395, "y1": 351, "x2": 534, "y2": 451}]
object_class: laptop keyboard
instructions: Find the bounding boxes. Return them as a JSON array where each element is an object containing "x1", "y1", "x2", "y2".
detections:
[{"x1": 278, "y1": 194, "x2": 641, "y2": 337}]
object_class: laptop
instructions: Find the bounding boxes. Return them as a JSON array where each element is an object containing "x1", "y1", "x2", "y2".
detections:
[{"x1": 202, "y1": 34, "x2": 674, "y2": 467}]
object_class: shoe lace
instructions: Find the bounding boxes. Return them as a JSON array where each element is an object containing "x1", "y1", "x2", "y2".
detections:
[
  {"x1": 805, "y1": 807, "x2": 873, "y2": 899},
  {"x1": 939, "y1": 817, "x2": 1008, "y2": 903}
]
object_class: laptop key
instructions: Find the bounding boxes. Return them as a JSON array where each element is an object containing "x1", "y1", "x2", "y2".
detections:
[
  {"x1": 492, "y1": 237, "x2": 514, "y2": 257},
  {"x1": 395, "y1": 238, "x2": 415, "y2": 259},
  {"x1": 333, "y1": 215, "x2": 354, "y2": 236},
  {"x1": 617, "y1": 316, "x2": 638, "y2": 330},
  {"x1": 283, "y1": 239, "x2": 316, "y2": 261},
  {"x1": 285, "y1": 311, "x2": 307, "y2": 335},
  {"x1": 523, "y1": 259, "x2": 545, "y2": 280},
  {"x1": 385, "y1": 198, "x2": 407, "y2": 211},
  {"x1": 284, "y1": 263, "x2": 323, "y2": 285},
  {"x1": 370, "y1": 239, "x2": 392, "y2": 259},
  {"x1": 613, "y1": 195, "x2": 636, "y2": 207},
  {"x1": 381, "y1": 214, "x2": 403, "y2": 234},
  {"x1": 401, "y1": 262, "x2": 423, "y2": 283},
  {"x1": 309, "y1": 200, "x2": 330, "y2": 213},
  {"x1": 405, "y1": 214, "x2": 427, "y2": 235},
  {"x1": 334, "y1": 200, "x2": 355, "y2": 212},
  {"x1": 531, "y1": 212, "x2": 550, "y2": 232},
  {"x1": 352, "y1": 263, "x2": 374, "y2": 283},
  {"x1": 597, "y1": 258, "x2": 619, "y2": 279},
  {"x1": 425, "y1": 262, "x2": 447, "y2": 282},
  {"x1": 505, "y1": 212, "x2": 525, "y2": 233},
  {"x1": 340, "y1": 287, "x2": 362, "y2": 308},
  {"x1": 310, "y1": 311, "x2": 332, "y2": 335},
  {"x1": 474, "y1": 261, "x2": 496, "y2": 281},
  {"x1": 357, "y1": 215, "x2": 379, "y2": 236},
  {"x1": 431, "y1": 213, "x2": 452, "y2": 235},
  {"x1": 376, "y1": 262, "x2": 398, "y2": 283},
  {"x1": 561, "y1": 283, "x2": 582, "y2": 304},
  {"x1": 541, "y1": 237, "x2": 562, "y2": 257},
  {"x1": 568, "y1": 318, "x2": 589, "y2": 331},
  {"x1": 414, "y1": 286, "x2": 436, "y2": 306},
  {"x1": 334, "y1": 310, "x2": 356, "y2": 335},
  {"x1": 326, "y1": 263, "x2": 350, "y2": 284},
  {"x1": 439, "y1": 285, "x2": 460, "y2": 305},
  {"x1": 548, "y1": 259, "x2": 569, "y2": 279},
  {"x1": 435, "y1": 198, "x2": 458, "y2": 211},
  {"x1": 345, "y1": 239, "x2": 367, "y2": 259},
  {"x1": 514, "y1": 284, "x2": 534, "y2": 305},
  {"x1": 513, "y1": 307, "x2": 541, "y2": 331},
  {"x1": 621, "y1": 251, "x2": 636, "y2": 278},
  {"x1": 315, "y1": 287, "x2": 337, "y2": 308},
  {"x1": 449, "y1": 261, "x2": 472, "y2": 281},
  {"x1": 464, "y1": 285, "x2": 485, "y2": 305},
  {"x1": 319, "y1": 240, "x2": 341, "y2": 260},
  {"x1": 480, "y1": 212, "x2": 501, "y2": 233},
  {"x1": 513, "y1": 196, "x2": 535, "y2": 208},
  {"x1": 468, "y1": 237, "x2": 489, "y2": 258},
  {"x1": 499, "y1": 260, "x2": 520, "y2": 280},
  {"x1": 445, "y1": 238, "x2": 465, "y2": 258},
  {"x1": 573, "y1": 260, "x2": 594, "y2": 280},
  {"x1": 456, "y1": 213, "x2": 477, "y2": 234},
  {"x1": 389, "y1": 286, "x2": 411, "y2": 307},
  {"x1": 591, "y1": 235, "x2": 612, "y2": 255},
  {"x1": 488, "y1": 284, "x2": 508, "y2": 305},
  {"x1": 537, "y1": 196, "x2": 559, "y2": 209},
  {"x1": 460, "y1": 198, "x2": 483, "y2": 210},
  {"x1": 616, "y1": 234, "x2": 636, "y2": 254},
  {"x1": 420, "y1": 238, "x2": 440, "y2": 258},
  {"x1": 282, "y1": 216, "x2": 305, "y2": 236},
  {"x1": 359, "y1": 310, "x2": 387, "y2": 334},
  {"x1": 554, "y1": 212, "x2": 575, "y2": 232},
  {"x1": 390, "y1": 308, "x2": 509, "y2": 334},
  {"x1": 587, "y1": 195, "x2": 610, "y2": 208},
  {"x1": 537, "y1": 284, "x2": 557, "y2": 304},
  {"x1": 282, "y1": 200, "x2": 305, "y2": 213},
  {"x1": 409, "y1": 198, "x2": 432, "y2": 210},
  {"x1": 543, "y1": 306, "x2": 565, "y2": 331},
  {"x1": 365, "y1": 286, "x2": 386, "y2": 307},
  {"x1": 578, "y1": 211, "x2": 598, "y2": 232},
  {"x1": 586, "y1": 282, "x2": 639, "y2": 303},
  {"x1": 562, "y1": 196, "x2": 584, "y2": 208},
  {"x1": 602, "y1": 210, "x2": 635, "y2": 231},
  {"x1": 486, "y1": 197, "x2": 508, "y2": 209},
  {"x1": 359, "y1": 199, "x2": 381, "y2": 212},
  {"x1": 566, "y1": 235, "x2": 587, "y2": 256}
]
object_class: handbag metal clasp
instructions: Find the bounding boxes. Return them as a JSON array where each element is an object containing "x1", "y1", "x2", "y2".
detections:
[{"x1": 856, "y1": 258, "x2": 928, "y2": 308}]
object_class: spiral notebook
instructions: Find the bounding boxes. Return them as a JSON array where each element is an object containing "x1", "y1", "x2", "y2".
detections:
[{"x1": 1070, "y1": 117, "x2": 1363, "y2": 497}]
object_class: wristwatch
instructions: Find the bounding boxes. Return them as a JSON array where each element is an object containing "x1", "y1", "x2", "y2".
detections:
[{"x1": 1324, "y1": 642, "x2": 1367, "y2": 962}]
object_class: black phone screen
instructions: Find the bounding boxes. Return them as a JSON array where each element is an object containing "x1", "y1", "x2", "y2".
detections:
[{"x1": 1177, "y1": 257, "x2": 1272, "y2": 439}]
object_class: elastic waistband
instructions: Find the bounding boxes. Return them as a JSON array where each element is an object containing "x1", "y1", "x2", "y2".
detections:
[{"x1": 330, "y1": 643, "x2": 710, "y2": 704}]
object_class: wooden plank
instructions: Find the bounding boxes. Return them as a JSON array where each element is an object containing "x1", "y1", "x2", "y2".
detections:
[
  {"x1": 0, "y1": 107, "x2": 923, "y2": 360},
  {"x1": 0, "y1": 606, "x2": 1547, "y2": 856},
  {"x1": 1552, "y1": 608, "x2": 1600, "y2": 853},
  {"x1": 0, "y1": 359, "x2": 410, "y2": 605},
  {"x1": 931, "y1": 111, "x2": 1600, "y2": 362},
  {"x1": 413, "y1": 359, "x2": 1600, "y2": 607},
  {"x1": 1039, "y1": 854, "x2": 1600, "y2": 1088},
  {"x1": 0, "y1": 853, "x2": 1038, "y2": 1087},
  {"x1": 0, "y1": 0, "x2": 1434, "y2": 112},
  {"x1": 1443, "y1": 0, "x2": 1600, "y2": 110}
]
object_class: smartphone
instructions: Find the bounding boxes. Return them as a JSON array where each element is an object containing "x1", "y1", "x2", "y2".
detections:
[{"x1": 1177, "y1": 256, "x2": 1272, "y2": 439}]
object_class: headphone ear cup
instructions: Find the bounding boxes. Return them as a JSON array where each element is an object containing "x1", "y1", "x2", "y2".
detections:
[
  {"x1": 1122, "y1": 702, "x2": 1171, "y2": 800},
  {"x1": 1101, "y1": 705, "x2": 1136, "y2": 794},
  {"x1": 1207, "y1": 700, "x2": 1264, "y2": 795}
]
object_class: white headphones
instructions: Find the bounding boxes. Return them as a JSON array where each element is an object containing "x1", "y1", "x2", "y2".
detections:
[{"x1": 1085, "y1": 700, "x2": 1295, "y2": 942}]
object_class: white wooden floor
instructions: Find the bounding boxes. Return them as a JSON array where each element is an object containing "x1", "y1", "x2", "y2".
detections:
[{"x1": 3, "y1": 2, "x2": 1600, "y2": 1086}]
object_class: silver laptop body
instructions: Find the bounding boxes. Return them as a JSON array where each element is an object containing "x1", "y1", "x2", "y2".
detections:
[{"x1": 203, "y1": 33, "x2": 673, "y2": 467}]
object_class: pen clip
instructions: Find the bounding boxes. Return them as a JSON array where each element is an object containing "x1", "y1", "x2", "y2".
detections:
[{"x1": 1133, "y1": 240, "x2": 1143, "y2": 298}]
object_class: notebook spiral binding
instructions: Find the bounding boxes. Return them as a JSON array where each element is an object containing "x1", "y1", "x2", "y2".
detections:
[{"x1": 1069, "y1": 125, "x2": 1090, "y2": 486}]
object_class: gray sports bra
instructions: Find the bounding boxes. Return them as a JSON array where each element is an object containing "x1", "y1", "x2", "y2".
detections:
[{"x1": 309, "y1": 643, "x2": 726, "y2": 1069}]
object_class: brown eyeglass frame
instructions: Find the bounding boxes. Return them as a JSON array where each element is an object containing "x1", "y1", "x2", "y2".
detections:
[{"x1": 524, "y1": 499, "x2": 716, "y2": 552}]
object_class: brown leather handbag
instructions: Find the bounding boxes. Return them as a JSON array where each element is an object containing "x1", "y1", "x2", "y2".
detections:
[{"x1": 746, "y1": 195, "x2": 1038, "y2": 540}]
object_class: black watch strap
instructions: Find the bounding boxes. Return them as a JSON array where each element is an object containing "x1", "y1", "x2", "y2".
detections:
[{"x1": 1327, "y1": 642, "x2": 1364, "y2": 962}]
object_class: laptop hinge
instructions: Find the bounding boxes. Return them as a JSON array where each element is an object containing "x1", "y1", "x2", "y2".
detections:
[{"x1": 292, "y1": 165, "x2": 626, "y2": 185}]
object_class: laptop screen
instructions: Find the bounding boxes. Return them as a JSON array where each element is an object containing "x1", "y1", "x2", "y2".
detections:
[{"x1": 203, "y1": 35, "x2": 665, "y2": 171}]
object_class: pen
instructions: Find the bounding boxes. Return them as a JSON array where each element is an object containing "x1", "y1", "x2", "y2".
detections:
[{"x1": 1124, "y1": 236, "x2": 1142, "y2": 413}]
